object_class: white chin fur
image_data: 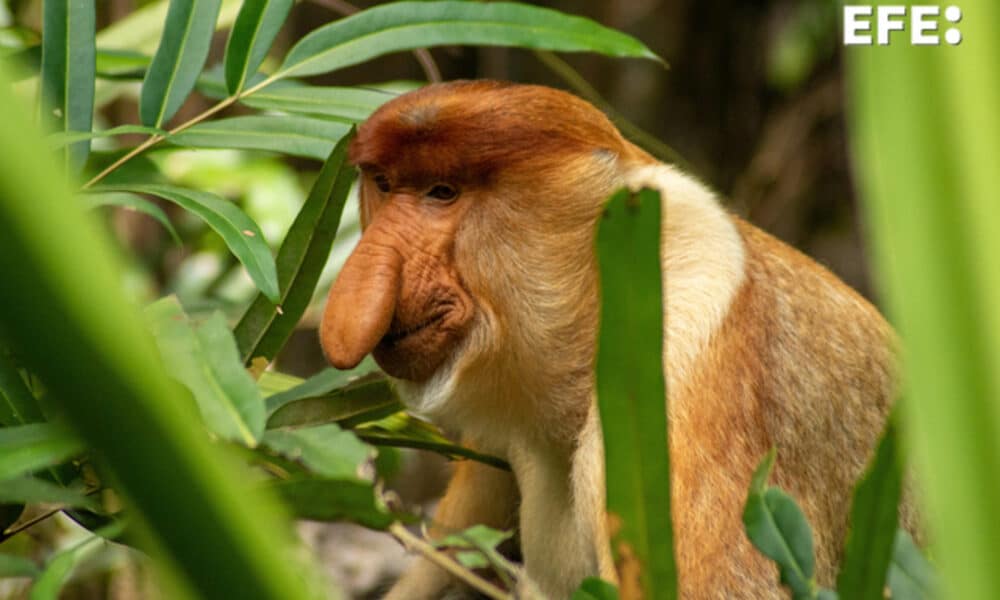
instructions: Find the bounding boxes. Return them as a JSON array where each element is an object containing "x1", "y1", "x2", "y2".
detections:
[{"x1": 391, "y1": 350, "x2": 461, "y2": 419}]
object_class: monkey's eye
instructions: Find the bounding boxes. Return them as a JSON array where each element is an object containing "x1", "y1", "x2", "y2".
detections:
[
  {"x1": 427, "y1": 183, "x2": 458, "y2": 201},
  {"x1": 372, "y1": 173, "x2": 391, "y2": 193}
]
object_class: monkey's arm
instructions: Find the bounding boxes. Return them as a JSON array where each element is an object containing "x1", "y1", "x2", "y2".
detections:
[
  {"x1": 384, "y1": 459, "x2": 518, "y2": 600},
  {"x1": 510, "y1": 409, "x2": 617, "y2": 599}
]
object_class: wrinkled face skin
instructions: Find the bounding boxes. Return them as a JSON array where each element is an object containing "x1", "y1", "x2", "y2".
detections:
[{"x1": 320, "y1": 169, "x2": 476, "y2": 381}]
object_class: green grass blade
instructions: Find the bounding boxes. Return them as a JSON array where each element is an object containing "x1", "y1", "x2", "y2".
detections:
[
  {"x1": 846, "y1": 3, "x2": 1000, "y2": 599},
  {"x1": 40, "y1": 0, "x2": 95, "y2": 172},
  {"x1": 94, "y1": 183, "x2": 280, "y2": 303},
  {"x1": 234, "y1": 128, "x2": 356, "y2": 363},
  {"x1": 276, "y1": 1, "x2": 660, "y2": 80},
  {"x1": 0, "y1": 61, "x2": 318, "y2": 600},
  {"x1": 596, "y1": 189, "x2": 677, "y2": 599},
  {"x1": 837, "y1": 418, "x2": 903, "y2": 599},
  {"x1": 169, "y1": 114, "x2": 351, "y2": 160},
  {"x1": 224, "y1": 0, "x2": 292, "y2": 94},
  {"x1": 139, "y1": 0, "x2": 223, "y2": 127}
]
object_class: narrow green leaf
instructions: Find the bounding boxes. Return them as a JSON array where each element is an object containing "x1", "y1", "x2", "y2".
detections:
[
  {"x1": 264, "y1": 357, "x2": 376, "y2": 413},
  {"x1": 95, "y1": 48, "x2": 150, "y2": 79},
  {"x1": 40, "y1": 0, "x2": 96, "y2": 171},
  {"x1": 239, "y1": 81, "x2": 401, "y2": 122},
  {"x1": 275, "y1": 1, "x2": 660, "y2": 81},
  {"x1": 47, "y1": 124, "x2": 165, "y2": 147},
  {"x1": 139, "y1": 0, "x2": 223, "y2": 127},
  {"x1": 454, "y1": 550, "x2": 490, "y2": 570},
  {"x1": 95, "y1": 183, "x2": 279, "y2": 302},
  {"x1": 355, "y1": 413, "x2": 510, "y2": 471},
  {"x1": 0, "y1": 424, "x2": 83, "y2": 481},
  {"x1": 234, "y1": 128, "x2": 356, "y2": 363},
  {"x1": 145, "y1": 297, "x2": 266, "y2": 445},
  {"x1": 0, "y1": 60, "x2": 318, "y2": 599},
  {"x1": 224, "y1": 0, "x2": 293, "y2": 94},
  {"x1": 0, "y1": 553, "x2": 40, "y2": 579},
  {"x1": 743, "y1": 450, "x2": 816, "y2": 597},
  {"x1": 196, "y1": 63, "x2": 265, "y2": 99},
  {"x1": 436, "y1": 524, "x2": 513, "y2": 551},
  {"x1": 266, "y1": 478, "x2": 393, "y2": 529},
  {"x1": 0, "y1": 476, "x2": 99, "y2": 511},
  {"x1": 572, "y1": 578, "x2": 620, "y2": 600},
  {"x1": 83, "y1": 191, "x2": 181, "y2": 245},
  {"x1": 84, "y1": 151, "x2": 163, "y2": 187},
  {"x1": 0, "y1": 26, "x2": 40, "y2": 57},
  {"x1": 257, "y1": 369, "x2": 304, "y2": 396},
  {"x1": 837, "y1": 418, "x2": 903, "y2": 600},
  {"x1": 169, "y1": 114, "x2": 351, "y2": 160},
  {"x1": 267, "y1": 375, "x2": 400, "y2": 430},
  {"x1": 887, "y1": 530, "x2": 937, "y2": 600},
  {"x1": 596, "y1": 188, "x2": 677, "y2": 599},
  {"x1": 847, "y1": 3, "x2": 1000, "y2": 599},
  {"x1": 261, "y1": 424, "x2": 372, "y2": 480},
  {"x1": 434, "y1": 524, "x2": 513, "y2": 572},
  {"x1": 0, "y1": 345, "x2": 44, "y2": 426}
]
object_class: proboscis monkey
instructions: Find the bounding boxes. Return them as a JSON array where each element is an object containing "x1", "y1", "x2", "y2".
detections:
[{"x1": 320, "y1": 81, "x2": 907, "y2": 599}]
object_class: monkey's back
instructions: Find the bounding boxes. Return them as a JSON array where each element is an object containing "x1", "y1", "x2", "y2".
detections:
[{"x1": 667, "y1": 218, "x2": 899, "y2": 599}]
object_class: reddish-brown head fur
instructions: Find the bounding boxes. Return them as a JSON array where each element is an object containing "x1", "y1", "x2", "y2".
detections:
[{"x1": 349, "y1": 80, "x2": 628, "y2": 187}]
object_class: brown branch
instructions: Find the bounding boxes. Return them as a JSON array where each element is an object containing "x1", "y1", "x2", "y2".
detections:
[
  {"x1": 82, "y1": 73, "x2": 281, "y2": 189},
  {"x1": 1, "y1": 487, "x2": 103, "y2": 541},
  {"x1": 388, "y1": 522, "x2": 512, "y2": 600},
  {"x1": 83, "y1": 95, "x2": 238, "y2": 189},
  {"x1": 533, "y1": 50, "x2": 694, "y2": 172}
]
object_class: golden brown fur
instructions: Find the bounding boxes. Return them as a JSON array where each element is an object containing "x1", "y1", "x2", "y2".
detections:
[{"x1": 319, "y1": 80, "x2": 899, "y2": 599}]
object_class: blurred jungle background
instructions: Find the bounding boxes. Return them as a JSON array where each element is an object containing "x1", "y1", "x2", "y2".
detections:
[{"x1": 0, "y1": 0, "x2": 886, "y2": 598}]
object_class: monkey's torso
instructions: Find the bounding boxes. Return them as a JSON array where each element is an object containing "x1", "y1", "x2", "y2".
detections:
[
  {"x1": 318, "y1": 81, "x2": 910, "y2": 599},
  {"x1": 666, "y1": 218, "x2": 907, "y2": 598}
]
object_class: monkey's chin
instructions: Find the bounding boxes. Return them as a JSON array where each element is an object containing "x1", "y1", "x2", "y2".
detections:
[{"x1": 372, "y1": 321, "x2": 461, "y2": 382}]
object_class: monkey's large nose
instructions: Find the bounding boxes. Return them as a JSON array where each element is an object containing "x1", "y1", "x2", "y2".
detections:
[{"x1": 320, "y1": 230, "x2": 403, "y2": 370}]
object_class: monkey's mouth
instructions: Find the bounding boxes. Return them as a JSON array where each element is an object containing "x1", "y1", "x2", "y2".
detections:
[
  {"x1": 372, "y1": 303, "x2": 472, "y2": 382},
  {"x1": 380, "y1": 312, "x2": 447, "y2": 345}
]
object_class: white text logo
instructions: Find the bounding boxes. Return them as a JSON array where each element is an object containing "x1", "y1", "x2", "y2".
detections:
[{"x1": 844, "y1": 5, "x2": 962, "y2": 46}]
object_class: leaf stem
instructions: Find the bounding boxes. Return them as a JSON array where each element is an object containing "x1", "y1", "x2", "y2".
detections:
[
  {"x1": 388, "y1": 522, "x2": 512, "y2": 600},
  {"x1": 533, "y1": 50, "x2": 693, "y2": 172},
  {"x1": 82, "y1": 74, "x2": 281, "y2": 190},
  {"x1": 355, "y1": 431, "x2": 512, "y2": 471}
]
